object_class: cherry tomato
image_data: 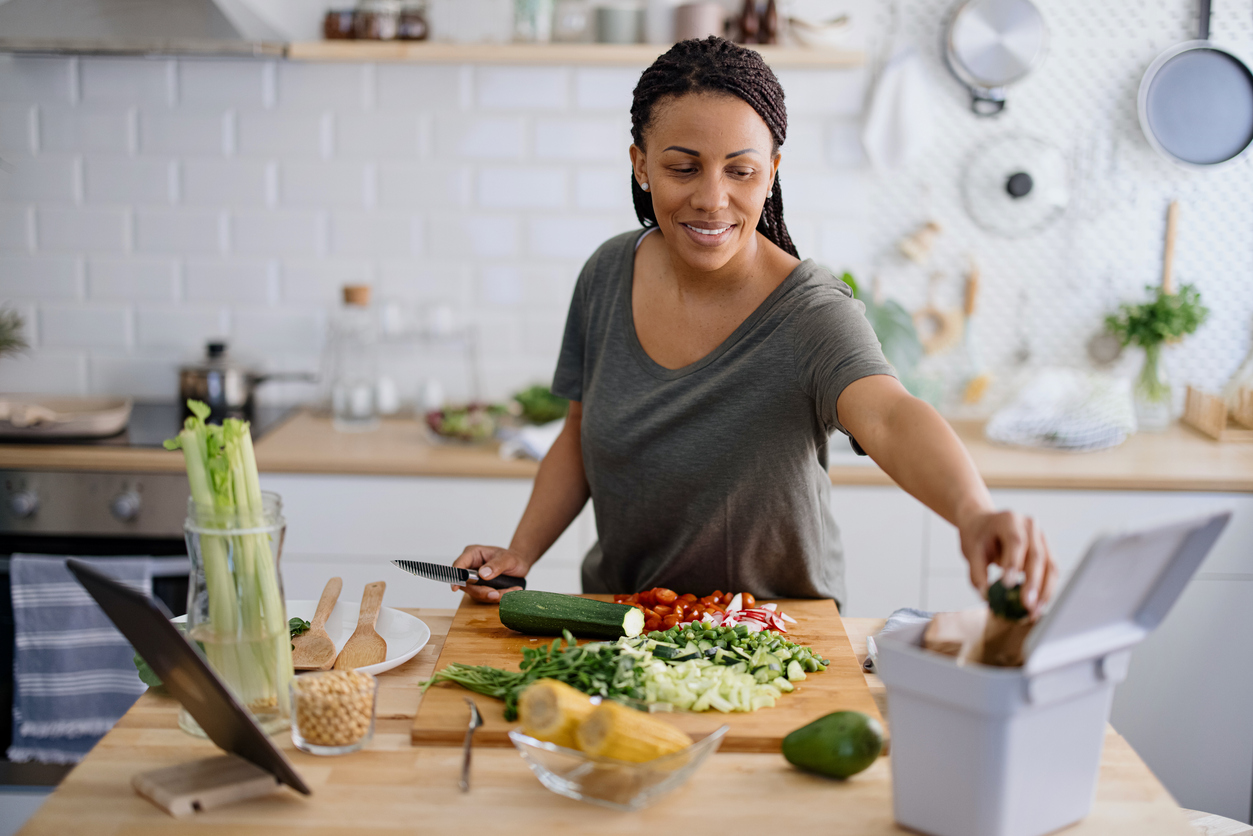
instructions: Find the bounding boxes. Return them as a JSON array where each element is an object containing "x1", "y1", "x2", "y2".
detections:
[
  {"x1": 645, "y1": 618, "x2": 661, "y2": 632},
  {"x1": 662, "y1": 614, "x2": 682, "y2": 629},
  {"x1": 679, "y1": 593, "x2": 698, "y2": 603},
  {"x1": 637, "y1": 590, "x2": 655, "y2": 607},
  {"x1": 741, "y1": 593, "x2": 756, "y2": 608},
  {"x1": 654, "y1": 588, "x2": 678, "y2": 605},
  {"x1": 719, "y1": 592, "x2": 733, "y2": 605},
  {"x1": 653, "y1": 604, "x2": 672, "y2": 617},
  {"x1": 710, "y1": 590, "x2": 724, "y2": 601}
]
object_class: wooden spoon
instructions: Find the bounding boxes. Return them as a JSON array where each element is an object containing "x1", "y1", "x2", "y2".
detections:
[
  {"x1": 333, "y1": 582, "x2": 388, "y2": 671},
  {"x1": 292, "y1": 576, "x2": 342, "y2": 671}
]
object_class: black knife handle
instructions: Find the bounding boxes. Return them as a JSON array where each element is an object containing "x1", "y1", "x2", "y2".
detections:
[{"x1": 475, "y1": 573, "x2": 527, "y2": 590}]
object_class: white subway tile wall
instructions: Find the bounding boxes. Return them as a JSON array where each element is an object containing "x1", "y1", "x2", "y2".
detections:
[{"x1": 0, "y1": 55, "x2": 868, "y2": 402}]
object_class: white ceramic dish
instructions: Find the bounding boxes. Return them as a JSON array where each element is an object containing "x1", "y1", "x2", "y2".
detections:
[
  {"x1": 0, "y1": 395, "x2": 132, "y2": 438},
  {"x1": 176, "y1": 600, "x2": 431, "y2": 677}
]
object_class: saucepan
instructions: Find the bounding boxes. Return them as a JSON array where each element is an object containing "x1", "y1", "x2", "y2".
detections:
[
  {"x1": 179, "y1": 341, "x2": 317, "y2": 423},
  {"x1": 1138, "y1": 0, "x2": 1253, "y2": 168}
]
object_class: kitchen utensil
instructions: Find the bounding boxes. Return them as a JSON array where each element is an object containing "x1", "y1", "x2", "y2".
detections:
[
  {"x1": 391, "y1": 559, "x2": 527, "y2": 590},
  {"x1": 673, "y1": 1, "x2": 723, "y2": 40},
  {"x1": 961, "y1": 134, "x2": 1069, "y2": 237},
  {"x1": 0, "y1": 396, "x2": 132, "y2": 439},
  {"x1": 179, "y1": 341, "x2": 316, "y2": 424},
  {"x1": 292, "y1": 577, "x2": 343, "y2": 671},
  {"x1": 333, "y1": 582, "x2": 388, "y2": 671},
  {"x1": 1139, "y1": 0, "x2": 1253, "y2": 168},
  {"x1": 460, "y1": 698, "x2": 483, "y2": 792},
  {"x1": 959, "y1": 260, "x2": 993, "y2": 404},
  {"x1": 1161, "y1": 200, "x2": 1179, "y2": 295},
  {"x1": 509, "y1": 724, "x2": 730, "y2": 811},
  {"x1": 944, "y1": 0, "x2": 1047, "y2": 116},
  {"x1": 913, "y1": 273, "x2": 964, "y2": 355}
]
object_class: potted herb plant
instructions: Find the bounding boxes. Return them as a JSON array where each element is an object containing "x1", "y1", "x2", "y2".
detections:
[{"x1": 1104, "y1": 283, "x2": 1208, "y2": 431}]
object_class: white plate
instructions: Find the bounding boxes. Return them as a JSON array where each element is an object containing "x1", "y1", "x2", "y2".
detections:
[{"x1": 175, "y1": 601, "x2": 431, "y2": 677}]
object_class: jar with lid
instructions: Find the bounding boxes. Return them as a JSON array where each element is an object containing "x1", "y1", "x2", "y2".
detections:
[
  {"x1": 328, "y1": 285, "x2": 381, "y2": 433},
  {"x1": 355, "y1": 0, "x2": 402, "y2": 39},
  {"x1": 398, "y1": 0, "x2": 428, "y2": 39}
]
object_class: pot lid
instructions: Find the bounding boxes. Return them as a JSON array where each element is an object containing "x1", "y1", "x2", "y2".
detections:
[
  {"x1": 948, "y1": 0, "x2": 1047, "y2": 88},
  {"x1": 179, "y1": 340, "x2": 252, "y2": 374},
  {"x1": 961, "y1": 134, "x2": 1070, "y2": 237}
]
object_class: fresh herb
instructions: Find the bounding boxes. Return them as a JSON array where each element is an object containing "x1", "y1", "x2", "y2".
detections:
[
  {"x1": 1104, "y1": 283, "x2": 1208, "y2": 349},
  {"x1": 289, "y1": 617, "x2": 311, "y2": 638},
  {"x1": 987, "y1": 579, "x2": 1029, "y2": 622},
  {"x1": 0, "y1": 307, "x2": 28, "y2": 358},
  {"x1": 134, "y1": 651, "x2": 164, "y2": 689},
  {"x1": 512, "y1": 384, "x2": 569, "y2": 425}
]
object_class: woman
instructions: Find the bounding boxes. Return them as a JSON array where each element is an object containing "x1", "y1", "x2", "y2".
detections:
[{"x1": 455, "y1": 37, "x2": 1057, "y2": 615}]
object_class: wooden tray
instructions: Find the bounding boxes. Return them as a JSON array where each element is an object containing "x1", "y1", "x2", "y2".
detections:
[{"x1": 411, "y1": 595, "x2": 882, "y2": 753}]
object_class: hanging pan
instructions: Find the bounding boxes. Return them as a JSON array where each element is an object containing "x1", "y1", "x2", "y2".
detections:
[{"x1": 1139, "y1": 0, "x2": 1253, "y2": 168}]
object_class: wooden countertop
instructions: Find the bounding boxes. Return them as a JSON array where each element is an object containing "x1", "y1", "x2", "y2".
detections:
[
  {"x1": 2, "y1": 409, "x2": 1251, "y2": 493},
  {"x1": 18, "y1": 613, "x2": 1192, "y2": 836}
]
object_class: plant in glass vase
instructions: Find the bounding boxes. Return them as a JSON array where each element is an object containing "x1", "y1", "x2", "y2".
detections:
[{"x1": 1104, "y1": 283, "x2": 1208, "y2": 431}]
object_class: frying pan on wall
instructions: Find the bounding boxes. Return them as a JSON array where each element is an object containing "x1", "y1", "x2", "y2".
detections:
[{"x1": 1138, "y1": 0, "x2": 1253, "y2": 168}]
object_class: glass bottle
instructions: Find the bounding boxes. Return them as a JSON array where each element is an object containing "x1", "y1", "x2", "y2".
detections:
[
  {"x1": 330, "y1": 285, "x2": 381, "y2": 433},
  {"x1": 1134, "y1": 342, "x2": 1172, "y2": 432}
]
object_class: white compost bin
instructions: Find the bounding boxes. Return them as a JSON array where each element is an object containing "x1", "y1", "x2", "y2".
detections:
[{"x1": 876, "y1": 511, "x2": 1231, "y2": 836}]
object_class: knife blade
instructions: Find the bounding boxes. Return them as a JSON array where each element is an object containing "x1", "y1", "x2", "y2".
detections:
[{"x1": 391, "y1": 559, "x2": 527, "y2": 590}]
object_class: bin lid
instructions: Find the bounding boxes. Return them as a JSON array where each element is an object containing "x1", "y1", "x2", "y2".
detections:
[{"x1": 1022, "y1": 511, "x2": 1230, "y2": 676}]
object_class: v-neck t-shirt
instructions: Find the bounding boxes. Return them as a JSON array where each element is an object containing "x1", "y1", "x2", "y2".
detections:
[{"x1": 551, "y1": 230, "x2": 896, "y2": 606}]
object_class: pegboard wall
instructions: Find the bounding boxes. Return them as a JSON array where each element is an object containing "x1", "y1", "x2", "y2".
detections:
[{"x1": 855, "y1": 0, "x2": 1253, "y2": 412}]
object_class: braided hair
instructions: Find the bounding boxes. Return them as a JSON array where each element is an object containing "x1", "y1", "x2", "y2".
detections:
[{"x1": 630, "y1": 36, "x2": 798, "y2": 258}]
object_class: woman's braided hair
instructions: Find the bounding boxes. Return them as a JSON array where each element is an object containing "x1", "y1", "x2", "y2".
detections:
[{"x1": 630, "y1": 36, "x2": 798, "y2": 258}]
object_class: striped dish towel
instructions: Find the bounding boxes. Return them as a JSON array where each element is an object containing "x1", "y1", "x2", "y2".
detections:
[{"x1": 7, "y1": 554, "x2": 152, "y2": 764}]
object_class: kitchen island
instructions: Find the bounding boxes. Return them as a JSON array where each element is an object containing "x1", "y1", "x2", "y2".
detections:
[{"x1": 16, "y1": 613, "x2": 1194, "y2": 836}]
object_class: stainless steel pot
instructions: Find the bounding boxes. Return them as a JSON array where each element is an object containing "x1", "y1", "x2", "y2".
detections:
[
  {"x1": 944, "y1": 0, "x2": 1048, "y2": 116},
  {"x1": 178, "y1": 341, "x2": 316, "y2": 422}
]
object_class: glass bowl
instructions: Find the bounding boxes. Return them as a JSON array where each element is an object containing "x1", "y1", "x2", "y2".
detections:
[
  {"x1": 290, "y1": 670, "x2": 378, "y2": 756},
  {"x1": 507, "y1": 724, "x2": 729, "y2": 811}
]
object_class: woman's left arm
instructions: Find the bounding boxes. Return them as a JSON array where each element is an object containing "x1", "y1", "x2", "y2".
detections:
[{"x1": 837, "y1": 374, "x2": 1057, "y2": 616}]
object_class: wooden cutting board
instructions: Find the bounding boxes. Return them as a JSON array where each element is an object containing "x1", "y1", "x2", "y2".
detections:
[{"x1": 411, "y1": 595, "x2": 883, "y2": 753}]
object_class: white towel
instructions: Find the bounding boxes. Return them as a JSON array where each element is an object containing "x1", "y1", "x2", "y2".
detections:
[
  {"x1": 499, "y1": 418, "x2": 565, "y2": 461},
  {"x1": 985, "y1": 368, "x2": 1136, "y2": 452},
  {"x1": 862, "y1": 46, "x2": 935, "y2": 172}
]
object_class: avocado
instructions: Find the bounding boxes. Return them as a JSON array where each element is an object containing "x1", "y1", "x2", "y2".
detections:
[{"x1": 782, "y1": 711, "x2": 884, "y2": 779}]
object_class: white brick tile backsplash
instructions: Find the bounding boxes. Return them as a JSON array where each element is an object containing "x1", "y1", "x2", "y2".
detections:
[
  {"x1": 83, "y1": 157, "x2": 174, "y2": 204},
  {"x1": 87, "y1": 257, "x2": 177, "y2": 301},
  {"x1": 378, "y1": 260, "x2": 473, "y2": 305},
  {"x1": 184, "y1": 259, "x2": 273, "y2": 304},
  {"x1": 0, "y1": 104, "x2": 35, "y2": 155},
  {"x1": 0, "y1": 352, "x2": 86, "y2": 394},
  {"x1": 375, "y1": 65, "x2": 466, "y2": 111},
  {"x1": 478, "y1": 263, "x2": 574, "y2": 309},
  {"x1": 574, "y1": 67, "x2": 640, "y2": 111},
  {"x1": 785, "y1": 217, "x2": 818, "y2": 262},
  {"x1": 816, "y1": 219, "x2": 871, "y2": 274},
  {"x1": 236, "y1": 110, "x2": 326, "y2": 159},
  {"x1": 0, "y1": 255, "x2": 80, "y2": 300},
  {"x1": 534, "y1": 117, "x2": 627, "y2": 162},
  {"x1": 39, "y1": 106, "x2": 132, "y2": 154},
  {"x1": 376, "y1": 163, "x2": 471, "y2": 210},
  {"x1": 478, "y1": 264, "x2": 524, "y2": 306},
  {"x1": 826, "y1": 118, "x2": 864, "y2": 168},
  {"x1": 426, "y1": 214, "x2": 519, "y2": 259},
  {"x1": 279, "y1": 161, "x2": 369, "y2": 208},
  {"x1": 134, "y1": 208, "x2": 224, "y2": 255},
  {"x1": 328, "y1": 212, "x2": 420, "y2": 258},
  {"x1": 135, "y1": 306, "x2": 228, "y2": 349},
  {"x1": 521, "y1": 312, "x2": 566, "y2": 358},
  {"x1": 781, "y1": 169, "x2": 867, "y2": 214},
  {"x1": 179, "y1": 59, "x2": 268, "y2": 107},
  {"x1": 333, "y1": 112, "x2": 423, "y2": 159},
  {"x1": 0, "y1": 56, "x2": 74, "y2": 104},
  {"x1": 527, "y1": 215, "x2": 623, "y2": 260},
  {"x1": 478, "y1": 167, "x2": 567, "y2": 209},
  {"x1": 138, "y1": 109, "x2": 228, "y2": 155},
  {"x1": 0, "y1": 206, "x2": 33, "y2": 251},
  {"x1": 277, "y1": 62, "x2": 368, "y2": 110},
  {"x1": 233, "y1": 308, "x2": 324, "y2": 353},
  {"x1": 434, "y1": 115, "x2": 525, "y2": 159},
  {"x1": 40, "y1": 305, "x2": 130, "y2": 348},
  {"x1": 477, "y1": 67, "x2": 569, "y2": 110},
  {"x1": 36, "y1": 207, "x2": 128, "y2": 253},
  {"x1": 0, "y1": 156, "x2": 77, "y2": 202},
  {"x1": 470, "y1": 310, "x2": 521, "y2": 356},
  {"x1": 781, "y1": 117, "x2": 826, "y2": 167},
  {"x1": 281, "y1": 260, "x2": 374, "y2": 304},
  {"x1": 231, "y1": 210, "x2": 322, "y2": 257},
  {"x1": 773, "y1": 69, "x2": 867, "y2": 117},
  {"x1": 88, "y1": 354, "x2": 178, "y2": 398},
  {"x1": 182, "y1": 158, "x2": 269, "y2": 207},
  {"x1": 574, "y1": 167, "x2": 632, "y2": 210},
  {"x1": 80, "y1": 58, "x2": 173, "y2": 105}
]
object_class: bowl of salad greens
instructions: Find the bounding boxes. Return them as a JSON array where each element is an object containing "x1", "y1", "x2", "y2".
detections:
[{"x1": 424, "y1": 403, "x2": 507, "y2": 443}]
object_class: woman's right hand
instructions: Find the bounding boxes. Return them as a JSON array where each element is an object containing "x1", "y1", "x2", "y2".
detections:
[{"x1": 451, "y1": 545, "x2": 531, "y2": 603}]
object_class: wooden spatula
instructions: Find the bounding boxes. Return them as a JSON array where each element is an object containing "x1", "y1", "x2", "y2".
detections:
[
  {"x1": 292, "y1": 576, "x2": 342, "y2": 671},
  {"x1": 333, "y1": 581, "x2": 387, "y2": 670}
]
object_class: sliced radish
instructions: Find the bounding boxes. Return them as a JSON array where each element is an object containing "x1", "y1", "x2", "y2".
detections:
[
  {"x1": 762, "y1": 603, "x2": 778, "y2": 611},
  {"x1": 727, "y1": 593, "x2": 743, "y2": 613},
  {"x1": 781, "y1": 613, "x2": 797, "y2": 624}
]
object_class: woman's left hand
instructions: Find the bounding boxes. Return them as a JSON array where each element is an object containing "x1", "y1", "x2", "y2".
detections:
[{"x1": 958, "y1": 509, "x2": 1058, "y2": 618}]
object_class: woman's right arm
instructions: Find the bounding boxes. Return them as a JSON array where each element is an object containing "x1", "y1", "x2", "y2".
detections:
[{"x1": 451, "y1": 401, "x2": 590, "y2": 602}]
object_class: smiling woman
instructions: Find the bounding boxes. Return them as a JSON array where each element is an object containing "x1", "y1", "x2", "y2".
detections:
[{"x1": 453, "y1": 37, "x2": 1058, "y2": 618}]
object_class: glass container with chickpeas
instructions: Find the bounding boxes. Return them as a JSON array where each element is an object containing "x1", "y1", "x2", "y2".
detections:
[{"x1": 291, "y1": 670, "x2": 378, "y2": 755}]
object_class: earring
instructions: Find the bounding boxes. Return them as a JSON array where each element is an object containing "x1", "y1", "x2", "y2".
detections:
[
  {"x1": 767, "y1": 187, "x2": 774, "y2": 198},
  {"x1": 640, "y1": 182, "x2": 649, "y2": 191}
]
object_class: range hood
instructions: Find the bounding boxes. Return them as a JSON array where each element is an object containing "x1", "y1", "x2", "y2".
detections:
[{"x1": 0, "y1": 0, "x2": 287, "y2": 57}]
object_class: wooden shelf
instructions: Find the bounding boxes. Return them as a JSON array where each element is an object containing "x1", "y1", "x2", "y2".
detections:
[{"x1": 286, "y1": 40, "x2": 863, "y2": 67}]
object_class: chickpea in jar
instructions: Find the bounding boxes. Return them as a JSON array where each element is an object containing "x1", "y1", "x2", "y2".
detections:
[{"x1": 291, "y1": 670, "x2": 377, "y2": 754}]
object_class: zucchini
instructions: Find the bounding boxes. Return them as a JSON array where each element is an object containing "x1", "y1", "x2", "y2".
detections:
[{"x1": 498, "y1": 590, "x2": 645, "y2": 639}]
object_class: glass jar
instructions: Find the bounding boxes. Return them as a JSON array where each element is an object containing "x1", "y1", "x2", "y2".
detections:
[
  {"x1": 355, "y1": 0, "x2": 402, "y2": 39},
  {"x1": 1134, "y1": 342, "x2": 1172, "y2": 432},
  {"x1": 398, "y1": 0, "x2": 429, "y2": 39},
  {"x1": 514, "y1": 0, "x2": 554, "y2": 41},
  {"x1": 291, "y1": 670, "x2": 378, "y2": 755},
  {"x1": 324, "y1": 9, "x2": 357, "y2": 39},
  {"x1": 181, "y1": 491, "x2": 291, "y2": 736},
  {"x1": 328, "y1": 285, "x2": 381, "y2": 433}
]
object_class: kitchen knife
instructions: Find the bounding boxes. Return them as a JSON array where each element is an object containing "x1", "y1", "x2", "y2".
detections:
[{"x1": 391, "y1": 559, "x2": 526, "y2": 590}]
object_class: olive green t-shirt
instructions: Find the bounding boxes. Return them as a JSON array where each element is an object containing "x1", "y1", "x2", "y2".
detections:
[{"x1": 552, "y1": 230, "x2": 895, "y2": 606}]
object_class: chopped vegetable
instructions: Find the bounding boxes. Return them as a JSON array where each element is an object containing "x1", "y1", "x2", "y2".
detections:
[
  {"x1": 426, "y1": 403, "x2": 506, "y2": 442},
  {"x1": 987, "y1": 579, "x2": 1029, "y2": 621},
  {"x1": 612, "y1": 588, "x2": 793, "y2": 633}
]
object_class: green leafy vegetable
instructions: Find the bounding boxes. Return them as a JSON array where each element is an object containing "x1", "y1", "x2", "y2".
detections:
[
  {"x1": 426, "y1": 403, "x2": 506, "y2": 441},
  {"x1": 0, "y1": 307, "x2": 28, "y2": 358},
  {"x1": 988, "y1": 579, "x2": 1029, "y2": 622},
  {"x1": 1104, "y1": 283, "x2": 1208, "y2": 349},
  {"x1": 289, "y1": 617, "x2": 311, "y2": 638},
  {"x1": 512, "y1": 384, "x2": 569, "y2": 425}
]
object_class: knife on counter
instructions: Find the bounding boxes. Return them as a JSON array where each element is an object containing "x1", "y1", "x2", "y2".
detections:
[{"x1": 391, "y1": 559, "x2": 527, "y2": 590}]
